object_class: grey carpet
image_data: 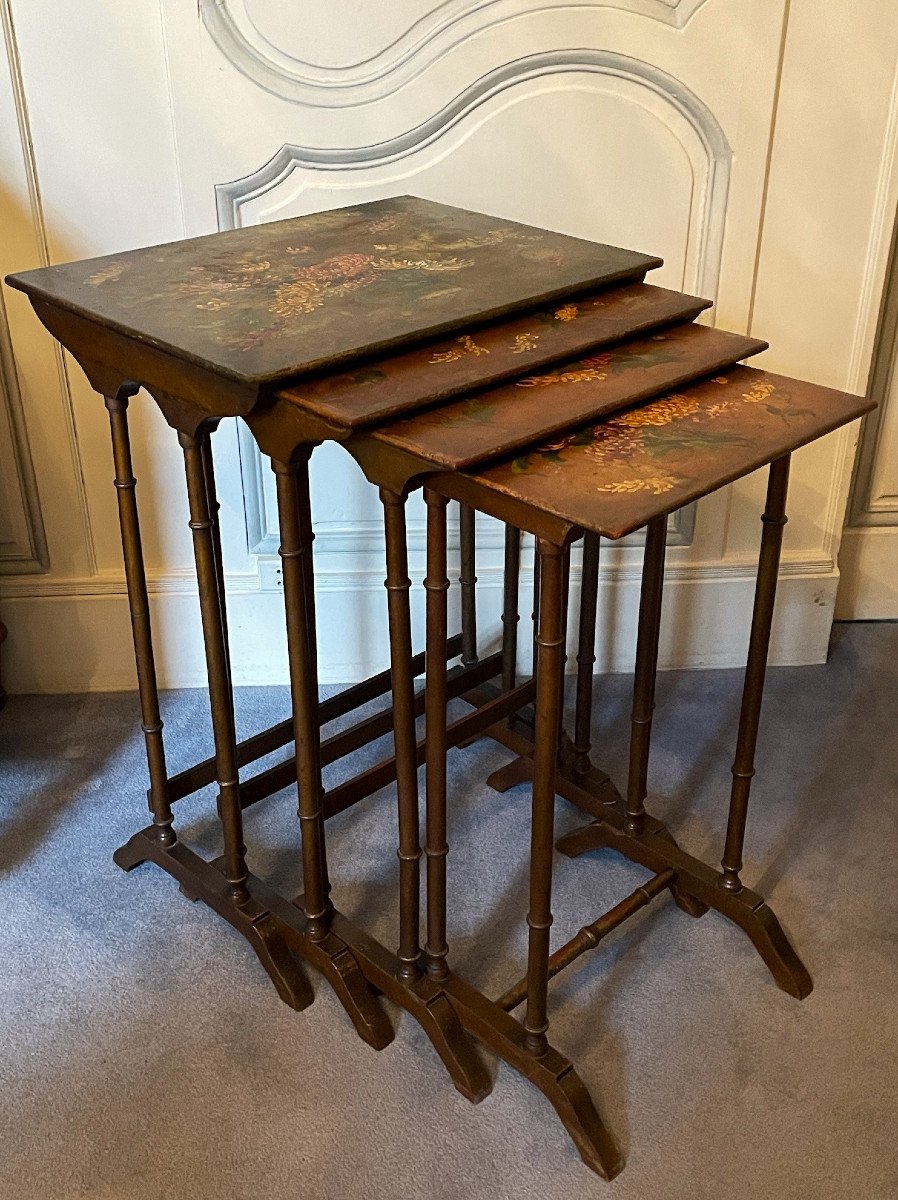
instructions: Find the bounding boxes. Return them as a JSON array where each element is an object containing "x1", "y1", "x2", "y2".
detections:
[{"x1": 1, "y1": 622, "x2": 896, "y2": 1200}]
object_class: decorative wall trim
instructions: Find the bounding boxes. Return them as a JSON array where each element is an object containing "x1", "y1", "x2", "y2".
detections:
[
  {"x1": 201, "y1": 0, "x2": 711, "y2": 108},
  {"x1": 255, "y1": 514, "x2": 699, "y2": 559},
  {"x1": 0, "y1": 0, "x2": 93, "y2": 573},
  {"x1": 847, "y1": 147, "x2": 898, "y2": 526},
  {"x1": 0, "y1": 292, "x2": 47, "y2": 573},
  {"x1": 220, "y1": 49, "x2": 731, "y2": 567},
  {"x1": 246, "y1": 509, "x2": 696, "y2": 567},
  {"x1": 216, "y1": 50, "x2": 731, "y2": 304},
  {"x1": 0, "y1": 552, "x2": 838, "y2": 602},
  {"x1": 216, "y1": 49, "x2": 731, "y2": 293},
  {"x1": 0, "y1": 567, "x2": 259, "y2": 600},
  {"x1": 1, "y1": 552, "x2": 841, "y2": 693},
  {"x1": 833, "y1": 48, "x2": 898, "y2": 620},
  {"x1": 0, "y1": 0, "x2": 49, "y2": 574}
]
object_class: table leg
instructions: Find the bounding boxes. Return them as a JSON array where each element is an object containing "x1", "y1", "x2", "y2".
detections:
[
  {"x1": 501, "y1": 524, "x2": 521, "y2": 702},
  {"x1": 572, "y1": 533, "x2": 601, "y2": 777},
  {"x1": 200, "y1": 435, "x2": 231, "y2": 692},
  {"x1": 381, "y1": 486, "x2": 491, "y2": 1101},
  {"x1": 273, "y1": 455, "x2": 332, "y2": 939},
  {"x1": 626, "y1": 516, "x2": 667, "y2": 837},
  {"x1": 555, "y1": 465, "x2": 811, "y2": 995},
  {"x1": 104, "y1": 389, "x2": 175, "y2": 847},
  {"x1": 274, "y1": 454, "x2": 395, "y2": 1043},
  {"x1": 381, "y1": 488, "x2": 424, "y2": 984},
  {"x1": 481, "y1": 536, "x2": 545, "y2": 794},
  {"x1": 524, "y1": 538, "x2": 565, "y2": 1057},
  {"x1": 293, "y1": 452, "x2": 331, "y2": 915},
  {"x1": 711, "y1": 455, "x2": 812, "y2": 998},
  {"x1": 557, "y1": 542, "x2": 572, "y2": 751},
  {"x1": 459, "y1": 503, "x2": 478, "y2": 668},
  {"x1": 722, "y1": 454, "x2": 790, "y2": 893},
  {"x1": 293, "y1": 449, "x2": 318, "y2": 669},
  {"x1": 179, "y1": 426, "x2": 249, "y2": 907},
  {"x1": 424, "y1": 489, "x2": 450, "y2": 981},
  {"x1": 511, "y1": 535, "x2": 624, "y2": 1176},
  {"x1": 531, "y1": 537, "x2": 541, "y2": 679},
  {"x1": 559, "y1": 515, "x2": 705, "y2": 917},
  {"x1": 110, "y1": 416, "x2": 313, "y2": 1010}
]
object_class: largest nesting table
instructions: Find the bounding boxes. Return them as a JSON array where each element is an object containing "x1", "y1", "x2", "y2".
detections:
[{"x1": 7, "y1": 197, "x2": 873, "y2": 1181}]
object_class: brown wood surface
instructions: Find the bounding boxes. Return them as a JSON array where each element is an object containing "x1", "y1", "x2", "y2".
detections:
[
  {"x1": 430, "y1": 366, "x2": 873, "y2": 541},
  {"x1": 276, "y1": 284, "x2": 711, "y2": 428},
  {"x1": 367, "y1": 324, "x2": 767, "y2": 470},
  {"x1": 6, "y1": 196, "x2": 659, "y2": 387}
]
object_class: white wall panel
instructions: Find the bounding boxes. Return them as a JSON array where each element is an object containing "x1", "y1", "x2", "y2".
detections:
[{"x1": 1, "y1": 0, "x2": 896, "y2": 690}]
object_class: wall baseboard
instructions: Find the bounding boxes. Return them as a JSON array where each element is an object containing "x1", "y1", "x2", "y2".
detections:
[{"x1": 1, "y1": 555, "x2": 839, "y2": 694}]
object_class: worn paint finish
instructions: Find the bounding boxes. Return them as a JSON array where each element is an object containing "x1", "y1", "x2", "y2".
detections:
[
  {"x1": 277, "y1": 283, "x2": 710, "y2": 428},
  {"x1": 449, "y1": 367, "x2": 873, "y2": 540},
  {"x1": 5, "y1": 196, "x2": 660, "y2": 386},
  {"x1": 370, "y1": 324, "x2": 767, "y2": 469}
]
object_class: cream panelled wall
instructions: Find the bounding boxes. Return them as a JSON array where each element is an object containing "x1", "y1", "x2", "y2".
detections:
[
  {"x1": 1, "y1": 1, "x2": 897, "y2": 692},
  {"x1": 838, "y1": 214, "x2": 898, "y2": 619}
]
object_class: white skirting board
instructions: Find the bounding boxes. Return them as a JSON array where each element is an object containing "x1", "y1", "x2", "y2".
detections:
[{"x1": 1, "y1": 555, "x2": 839, "y2": 694}]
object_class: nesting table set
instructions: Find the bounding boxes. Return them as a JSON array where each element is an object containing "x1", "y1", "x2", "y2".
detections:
[{"x1": 8, "y1": 198, "x2": 873, "y2": 1180}]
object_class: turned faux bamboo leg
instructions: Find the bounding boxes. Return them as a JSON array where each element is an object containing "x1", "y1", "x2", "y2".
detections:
[
  {"x1": 180, "y1": 427, "x2": 249, "y2": 906},
  {"x1": 273, "y1": 454, "x2": 332, "y2": 939},
  {"x1": 556, "y1": 469, "x2": 809, "y2": 996},
  {"x1": 531, "y1": 537, "x2": 541, "y2": 678},
  {"x1": 524, "y1": 538, "x2": 567, "y2": 1057},
  {"x1": 291, "y1": 452, "x2": 331, "y2": 914},
  {"x1": 381, "y1": 488, "x2": 422, "y2": 982},
  {"x1": 557, "y1": 543, "x2": 572, "y2": 750},
  {"x1": 501, "y1": 524, "x2": 522, "y2": 701},
  {"x1": 293, "y1": 450, "x2": 320, "y2": 685},
  {"x1": 573, "y1": 533, "x2": 601, "y2": 775},
  {"x1": 424, "y1": 489, "x2": 450, "y2": 980},
  {"x1": 626, "y1": 516, "x2": 667, "y2": 837},
  {"x1": 721, "y1": 455, "x2": 790, "y2": 893},
  {"x1": 105, "y1": 389, "x2": 175, "y2": 846},
  {"x1": 459, "y1": 503, "x2": 478, "y2": 667},
  {"x1": 200, "y1": 435, "x2": 231, "y2": 692}
]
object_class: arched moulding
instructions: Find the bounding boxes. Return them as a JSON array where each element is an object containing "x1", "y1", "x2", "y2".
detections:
[
  {"x1": 219, "y1": 50, "x2": 732, "y2": 556},
  {"x1": 217, "y1": 50, "x2": 730, "y2": 300},
  {"x1": 201, "y1": 0, "x2": 712, "y2": 108}
]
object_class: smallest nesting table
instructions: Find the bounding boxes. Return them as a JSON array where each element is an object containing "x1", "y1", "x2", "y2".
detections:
[{"x1": 344, "y1": 358, "x2": 871, "y2": 1177}]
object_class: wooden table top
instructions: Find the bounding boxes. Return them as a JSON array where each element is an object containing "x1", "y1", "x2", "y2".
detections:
[
  {"x1": 430, "y1": 367, "x2": 873, "y2": 542},
  {"x1": 276, "y1": 283, "x2": 709, "y2": 429},
  {"x1": 367, "y1": 323, "x2": 766, "y2": 470},
  {"x1": 10, "y1": 192, "x2": 865, "y2": 544},
  {"x1": 5, "y1": 196, "x2": 659, "y2": 388}
]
